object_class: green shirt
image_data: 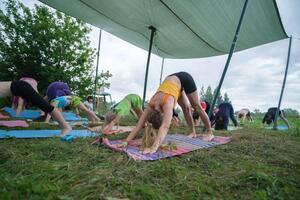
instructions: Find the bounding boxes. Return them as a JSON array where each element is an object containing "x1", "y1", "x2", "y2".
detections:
[{"x1": 114, "y1": 94, "x2": 142, "y2": 116}]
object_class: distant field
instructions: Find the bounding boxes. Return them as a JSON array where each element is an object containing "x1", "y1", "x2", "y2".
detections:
[{"x1": 0, "y1": 116, "x2": 299, "y2": 199}]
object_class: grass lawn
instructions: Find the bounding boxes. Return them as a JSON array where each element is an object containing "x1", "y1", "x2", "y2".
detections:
[{"x1": 0, "y1": 116, "x2": 299, "y2": 199}]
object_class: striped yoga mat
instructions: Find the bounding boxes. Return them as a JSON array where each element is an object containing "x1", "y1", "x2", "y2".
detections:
[{"x1": 102, "y1": 134, "x2": 231, "y2": 161}]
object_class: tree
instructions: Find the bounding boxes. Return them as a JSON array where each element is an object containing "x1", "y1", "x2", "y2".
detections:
[
  {"x1": 283, "y1": 108, "x2": 299, "y2": 117},
  {"x1": 199, "y1": 85, "x2": 231, "y2": 106},
  {"x1": 199, "y1": 86, "x2": 205, "y2": 100},
  {"x1": 213, "y1": 88, "x2": 223, "y2": 105},
  {"x1": 223, "y1": 92, "x2": 231, "y2": 103},
  {"x1": 0, "y1": 0, "x2": 111, "y2": 97}
]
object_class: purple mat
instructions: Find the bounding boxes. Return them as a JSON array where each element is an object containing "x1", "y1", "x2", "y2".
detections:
[
  {"x1": 102, "y1": 134, "x2": 231, "y2": 161},
  {"x1": 0, "y1": 120, "x2": 29, "y2": 127},
  {"x1": 0, "y1": 113, "x2": 9, "y2": 119}
]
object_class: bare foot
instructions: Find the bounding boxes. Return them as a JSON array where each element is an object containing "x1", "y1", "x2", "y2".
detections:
[
  {"x1": 141, "y1": 147, "x2": 157, "y2": 154},
  {"x1": 188, "y1": 133, "x2": 197, "y2": 138},
  {"x1": 60, "y1": 126, "x2": 72, "y2": 137},
  {"x1": 202, "y1": 134, "x2": 214, "y2": 142}
]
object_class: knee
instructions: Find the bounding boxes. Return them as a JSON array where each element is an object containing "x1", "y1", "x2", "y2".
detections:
[{"x1": 181, "y1": 104, "x2": 191, "y2": 114}]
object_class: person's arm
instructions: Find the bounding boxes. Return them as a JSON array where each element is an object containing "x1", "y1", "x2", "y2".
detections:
[
  {"x1": 142, "y1": 101, "x2": 173, "y2": 154},
  {"x1": 75, "y1": 107, "x2": 81, "y2": 118},
  {"x1": 262, "y1": 114, "x2": 267, "y2": 124},
  {"x1": 126, "y1": 106, "x2": 153, "y2": 142},
  {"x1": 229, "y1": 105, "x2": 238, "y2": 126},
  {"x1": 102, "y1": 114, "x2": 120, "y2": 132},
  {"x1": 15, "y1": 98, "x2": 25, "y2": 117}
]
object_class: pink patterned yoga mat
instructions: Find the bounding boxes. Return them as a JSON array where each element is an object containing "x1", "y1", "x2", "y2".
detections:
[
  {"x1": 0, "y1": 112, "x2": 9, "y2": 119},
  {"x1": 0, "y1": 120, "x2": 29, "y2": 127},
  {"x1": 101, "y1": 134, "x2": 231, "y2": 161}
]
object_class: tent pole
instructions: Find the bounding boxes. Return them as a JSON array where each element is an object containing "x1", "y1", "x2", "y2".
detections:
[
  {"x1": 273, "y1": 36, "x2": 292, "y2": 130},
  {"x1": 142, "y1": 26, "x2": 156, "y2": 109},
  {"x1": 93, "y1": 29, "x2": 102, "y2": 111},
  {"x1": 208, "y1": 0, "x2": 249, "y2": 118},
  {"x1": 159, "y1": 58, "x2": 165, "y2": 84}
]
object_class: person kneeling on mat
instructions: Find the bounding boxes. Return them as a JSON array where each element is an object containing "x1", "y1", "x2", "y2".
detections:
[
  {"x1": 0, "y1": 80, "x2": 71, "y2": 136},
  {"x1": 122, "y1": 72, "x2": 213, "y2": 154},
  {"x1": 262, "y1": 107, "x2": 290, "y2": 128}
]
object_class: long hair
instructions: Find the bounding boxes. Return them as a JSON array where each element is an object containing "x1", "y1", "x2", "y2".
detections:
[{"x1": 140, "y1": 110, "x2": 162, "y2": 150}]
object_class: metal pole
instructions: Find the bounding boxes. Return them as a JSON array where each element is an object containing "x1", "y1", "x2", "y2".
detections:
[
  {"x1": 159, "y1": 58, "x2": 165, "y2": 84},
  {"x1": 93, "y1": 29, "x2": 102, "y2": 111},
  {"x1": 142, "y1": 26, "x2": 156, "y2": 109},
  {"x1": 208, "y1": 0, "x2": 249, "y2": 118},
  {"x1": 273, "y1": 36, "x2": 292, "y2": 129}
]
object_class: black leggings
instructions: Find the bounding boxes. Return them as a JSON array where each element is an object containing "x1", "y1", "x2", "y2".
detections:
[
  {"x1": 10, "y1": 81, "x2": 54, "y2": 113},
  {"x1": 169, "y1": 72, "x2": 197, "y2": 94}
]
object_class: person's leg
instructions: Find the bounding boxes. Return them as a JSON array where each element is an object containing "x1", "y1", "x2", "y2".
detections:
[
  {"x1": 50, "y1": 108, "x2": 72, "y2": 136},
  {"x1": 133, "y1": 108, "x2": 143, "y2": 118},
  {"x1": 186, "y1": 91, "x2": 213, "y2": 140},
  {"x1": 78, "y1": 102, "x2": 100, "y2": 122},
  {"x1": 177, "y1": 91, "x2": 195, "y2": 136},
  {"x1": 279, "y1": 110, "x2": 290, "y2": 128}
]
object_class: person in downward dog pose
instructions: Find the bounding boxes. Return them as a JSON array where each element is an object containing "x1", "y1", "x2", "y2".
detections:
[
  {"x1": 123, "y1": 72, "x2": 213, "y2": 154},
  {"x1": 262, "y1": 107, "x2": 290, "y2": 128},
  {"x1": 237, "y1": 108, "x2": 253, "y2": 123},
  {"x1": 211, "y1": 102, "x2": 238, "y2": 130},
  {"x1": 45, "y1": 96, "x2": 100, "y2": 123},
  {"x1": 0, "y1": 80, "x2": 71, "y2": 136},
  {"x1": 11, "y1": 77, "x2": 39, "y2": 117}
]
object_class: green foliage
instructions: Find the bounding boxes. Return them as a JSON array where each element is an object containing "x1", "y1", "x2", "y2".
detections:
[
  {"x1": 0, "y1": 0, "x2": 111, "y2": 97},
  {"x1": 283, "y1": 108, "x2": 299, "y2": 117},
  {"x1": 200, "y1": 85, "x2": 231, "y2": 105}
]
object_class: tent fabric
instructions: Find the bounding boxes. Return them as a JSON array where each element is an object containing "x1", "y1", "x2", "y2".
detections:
[{"x1": 39, "y1": 0, "x2": 287, "y2": 59}]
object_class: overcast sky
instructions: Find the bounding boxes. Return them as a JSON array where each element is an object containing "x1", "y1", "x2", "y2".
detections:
[{"x1": 2, "y1": 0, "x2": 299, "y2": 112}]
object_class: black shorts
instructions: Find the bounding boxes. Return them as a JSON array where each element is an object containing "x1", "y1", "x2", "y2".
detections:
[
  {"x1": 10, "y1": 80, "x2": 54, "y2": 113},
  {"x1": 169, "y1": 72, "x2": 197, "y2": 94}
]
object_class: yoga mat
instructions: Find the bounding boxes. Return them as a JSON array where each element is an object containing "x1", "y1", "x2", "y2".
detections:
[
  {"x1": 89, "y1": 125, "x2": 134, "y2": 135},
  {"x1": 265, "y1": 125, "x2": 289, "y2": 131},
  {"x1": 51, "y1": 121, "x2": 89, "y2": 126},
  {"x1": 0, "y1": 112, "x2": 9, "y2": 119},
  {"x1": 0, "y1": 129, "x2": 97, "y2": 139},
  {"x1": 0, "y1": 120, "x2": 29, "y2": 127},
  {"x1": 101, "y1": 134, "x2": 231, "y2": 161},
  {"x1": 213, "y1": 126, "x2": 242, "y2": 131},
  {"x1": 2, "y1": 107, "x2": 87, "y2": 121}
]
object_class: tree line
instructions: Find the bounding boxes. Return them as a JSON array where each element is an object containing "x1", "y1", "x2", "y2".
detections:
[{"x1": 0, "y1": 0, "x2": 111, "y2": 97}]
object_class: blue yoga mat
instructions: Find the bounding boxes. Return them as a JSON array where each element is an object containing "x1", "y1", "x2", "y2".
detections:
[
  {"x1": 2, "y1": 107, "x2": 87, "y2": 121},
  {"x1": 265, "y1": 125, "x2": 289, "y2": 131},
  {"x1": 276, "y1": 125, "x2": 289, "y2": 130},
  {"x1": 0, "y1": 129, "x2": 97, "y2": 139}
]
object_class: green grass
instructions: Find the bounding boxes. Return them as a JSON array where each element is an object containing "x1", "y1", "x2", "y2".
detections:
[{"x1": 0, "y1": 117, "x2": 300, "y2": 199}]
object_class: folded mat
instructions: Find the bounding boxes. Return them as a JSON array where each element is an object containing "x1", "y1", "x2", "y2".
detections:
[
  {"x1": 0, "y1": 120, "x2": 29, "y2": 127},
  {"x1": 89, "y1": 125, "x2": 134, "y2": 135},
  {"x1": 101, "y1": 134, "x2": 231, "y2": 161},
  {"x1": 0, "y1": 129, "x2": 96, "y2": 139},
  {"x1": 2, "y1": 107, "x2": 87, "y2": 121},
  {"x1": 0, "y1": 112, "x2": 9, "y2": 119}
]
